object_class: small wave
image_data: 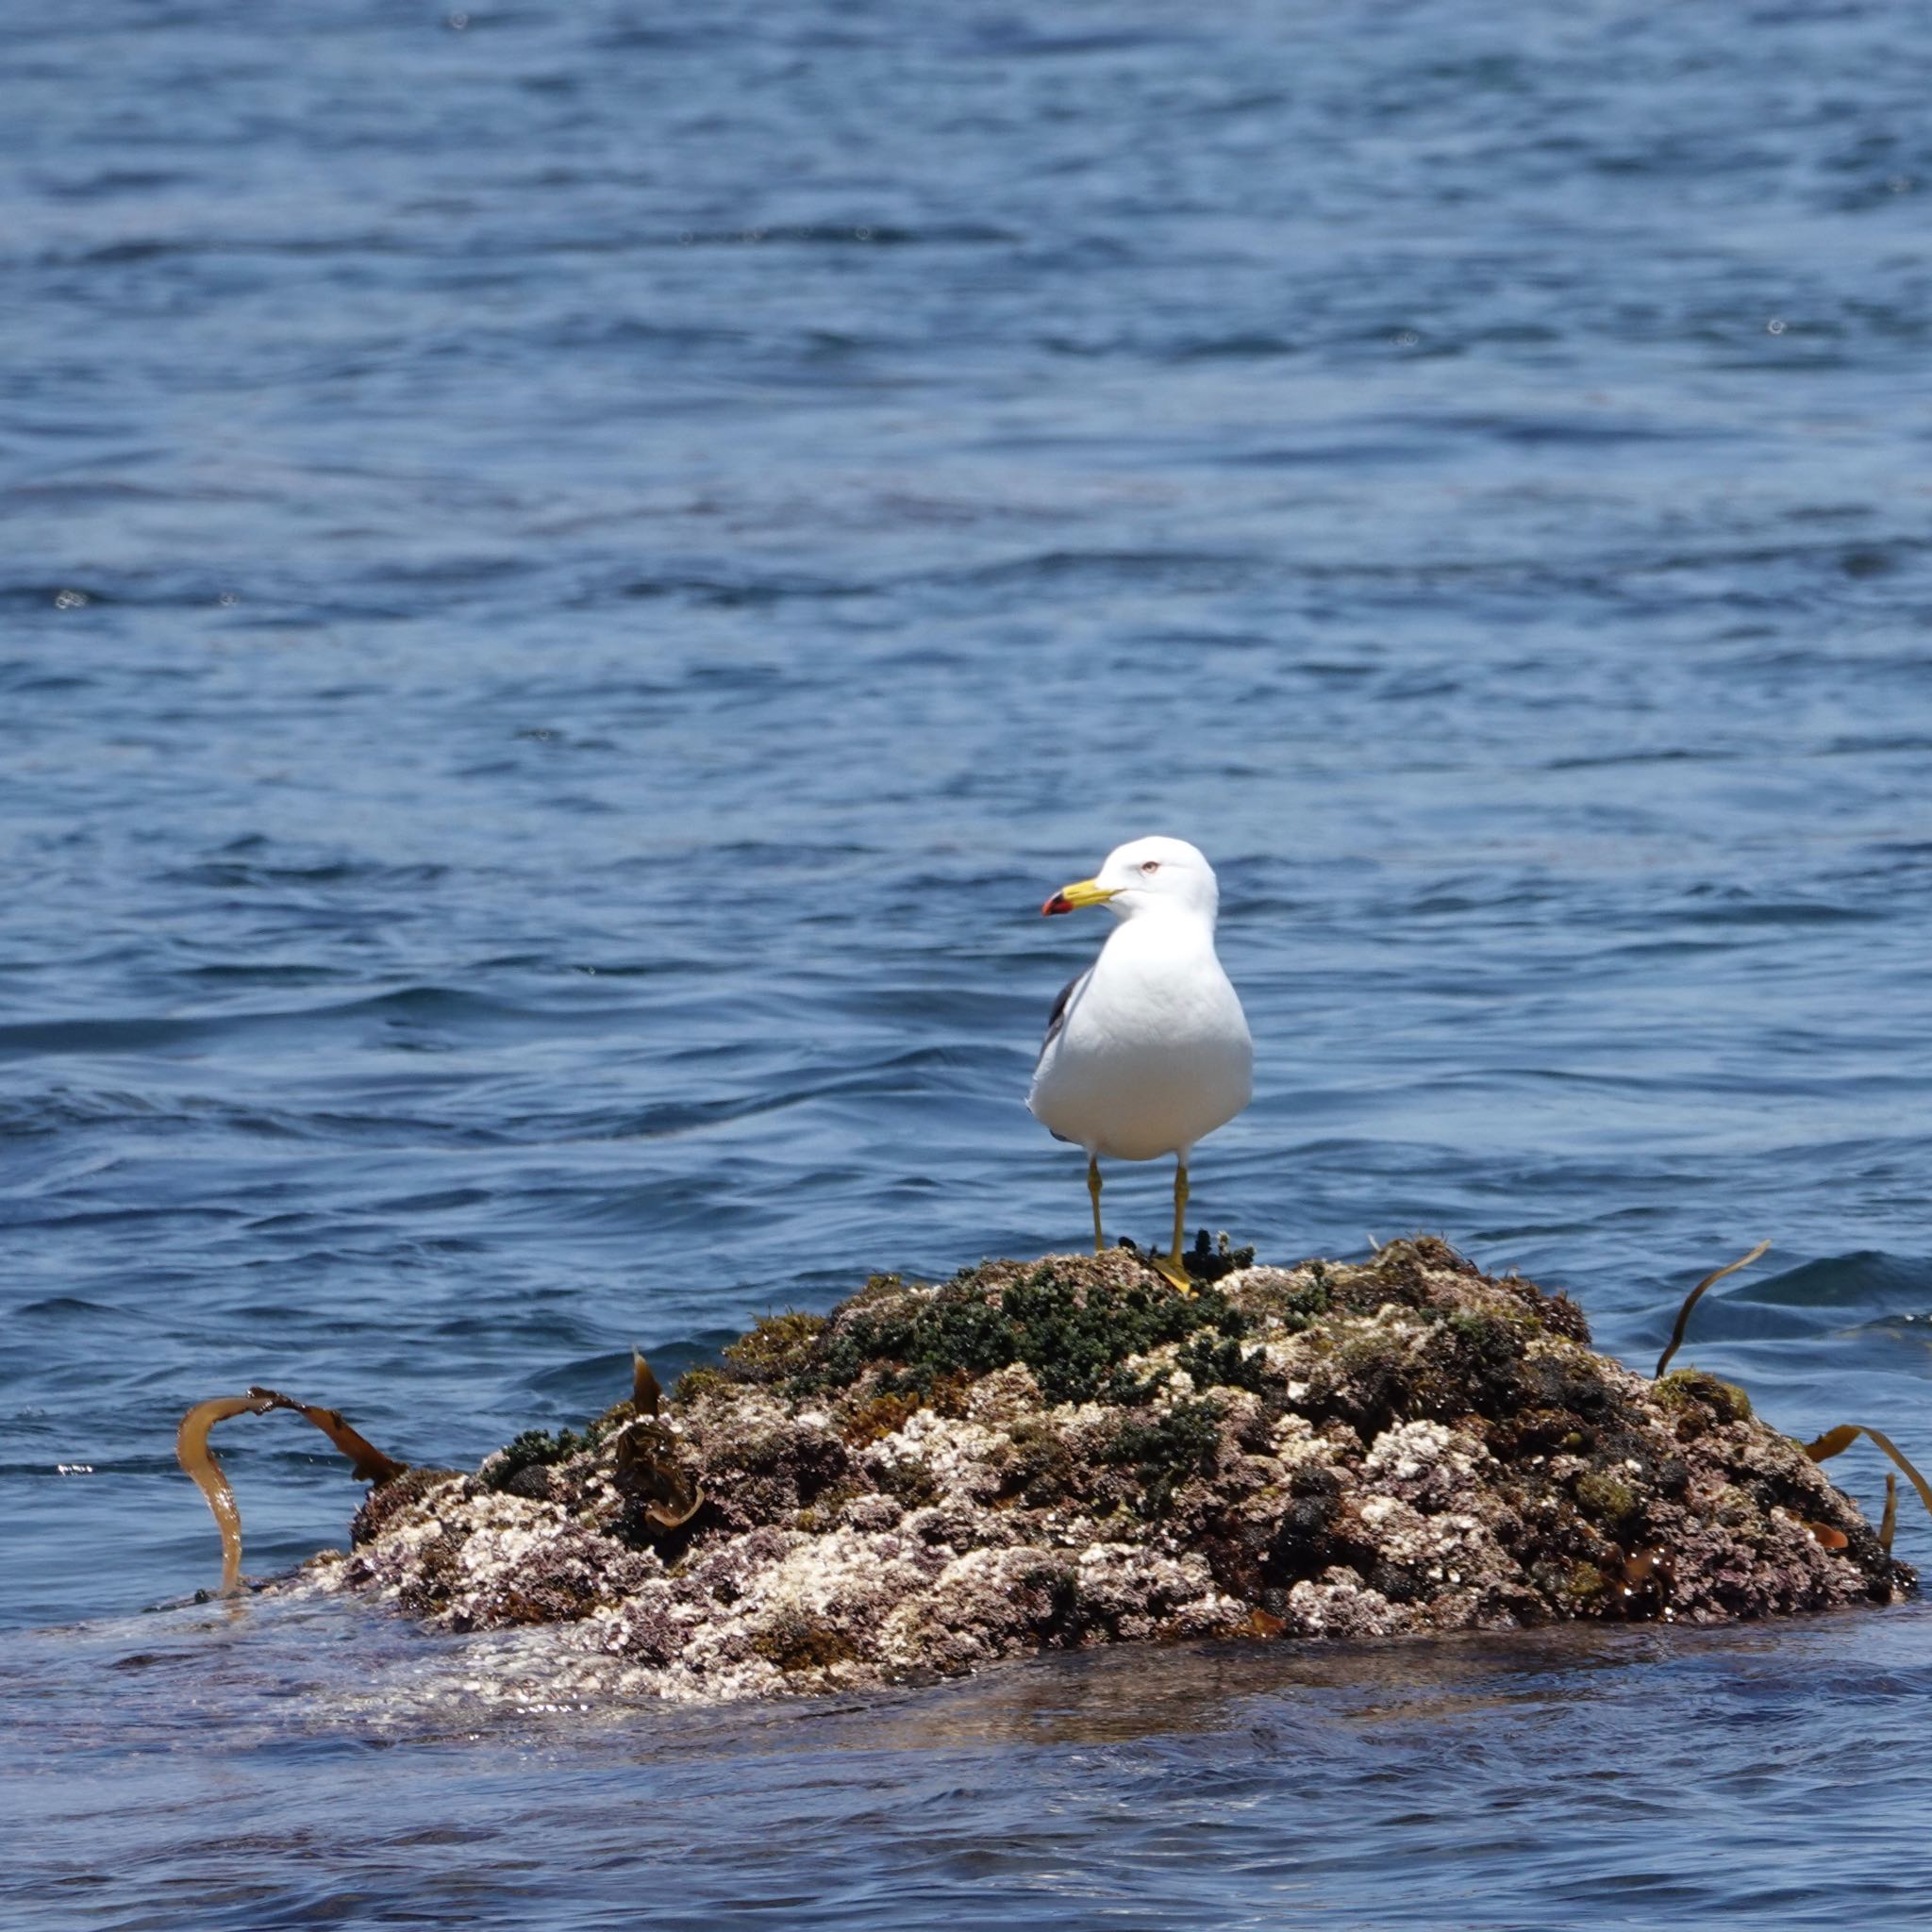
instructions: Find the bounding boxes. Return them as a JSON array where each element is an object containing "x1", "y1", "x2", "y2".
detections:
[
  {"x1": 0, "y1": 1015, "x2": 218, "y2": 1060},
  {"x1": 940, "y1": 549, "x2": 1258, "y2": 591},
  {"x1": 1744, "y1": 1250, "x2": 1932, "y2": 1316},
  {"x1": 161, "y1": 858, "x2": 451, "y2": 892}
]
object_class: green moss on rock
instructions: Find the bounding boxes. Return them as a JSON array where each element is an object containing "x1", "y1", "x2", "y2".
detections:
[
  {"x1": 482, "y1": 1424, "x2": 604, "y2": 1493},
  {"x1": 722, "y1": 1311, "x2": 828, "y2": 1380},
  {"x1": 672, "y1": 1366, "x2": 731, "y2": 1407},
  {"x1": 1656, "y1": 1368, "x2": 1754, "y2": 1423},
  {"x1": 1573, "y1": 1471, "x2": 1641, "y2": 1524},
  {"x1": 794, "y1": 1258, "x2": 1254, "y2": 1408},
  {"x1": 1105, "y1": 1397, "x2": 1226, "y2": 1516}
]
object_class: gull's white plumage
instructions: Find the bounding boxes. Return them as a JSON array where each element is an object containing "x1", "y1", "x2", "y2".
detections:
[{"x1": 1028, "y1": 837, "x2": 1251, "y2": 1279}]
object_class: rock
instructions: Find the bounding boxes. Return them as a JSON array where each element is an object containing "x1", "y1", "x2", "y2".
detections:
[{"x1": 312, "y1": 1239, "x2": 1913, "y2": 1703}]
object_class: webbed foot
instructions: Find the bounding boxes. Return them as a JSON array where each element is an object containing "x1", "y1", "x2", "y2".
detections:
[{"x1": 1149, "y1": 1252, "x2": 1195, "y2": 1295}]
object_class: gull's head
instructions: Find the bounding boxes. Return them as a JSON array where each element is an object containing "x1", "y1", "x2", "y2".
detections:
[{"x1": 1041, "y1": 835, "x2": 1220, "y2": 924}]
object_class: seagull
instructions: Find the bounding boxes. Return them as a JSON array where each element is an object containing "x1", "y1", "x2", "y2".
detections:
[{"x1": 1027, "y1": 836, "x2": 1253, "y2": 1290}]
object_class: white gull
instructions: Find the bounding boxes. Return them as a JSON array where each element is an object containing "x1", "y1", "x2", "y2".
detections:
[{"x1": 1027, "y1": 835, "x2": 1253, "y2": 1289}]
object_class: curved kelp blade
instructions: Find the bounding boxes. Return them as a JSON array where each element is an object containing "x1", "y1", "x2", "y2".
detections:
[
  {"x1": 1881, "y1": 1474, "x2": 1899, "y2": 1556},
  {"x1": 632, "y1": 1350, "x2": 662, "y2": 1418},
  {"x1": 1803, "y1": 1424, "x2": 1932, "y2": 1533},
  {"x1": 244, "y1": 1387, "x2": 409, "y2": 1486},
  {"x1": 175, "y1": 1393, "x2": 278, "y2": 1594},
  {"x1": 1654, "y1": 1240, "x2": 1773, "y2": 1379},
  {"x1": 175, "y1": 1389, "x2": 409, "y2": 1593}
]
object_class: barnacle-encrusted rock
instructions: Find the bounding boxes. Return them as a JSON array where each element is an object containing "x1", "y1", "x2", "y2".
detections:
[{"x1": 315, "y1": 1239, "x2": 1913, "y2": 1703}]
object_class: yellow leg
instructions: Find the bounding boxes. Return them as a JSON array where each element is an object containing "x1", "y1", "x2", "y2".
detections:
[
  {"x1": 1088, "y1": 1156, "x2": 1105, "y2": 1255},
  {"x1": 1152, "y1": 1159, "x2": 1193, "y2": 1292}
]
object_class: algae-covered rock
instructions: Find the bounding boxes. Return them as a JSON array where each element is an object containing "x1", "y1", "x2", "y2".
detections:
[{"x1": 317, "y1": 1239, "x2": 1913, "y2": 1703}]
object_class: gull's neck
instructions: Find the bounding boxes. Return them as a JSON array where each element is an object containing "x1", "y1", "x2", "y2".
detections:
[{"x1": 1107, "y1": 898, "x2": 1219, "y2": 954}]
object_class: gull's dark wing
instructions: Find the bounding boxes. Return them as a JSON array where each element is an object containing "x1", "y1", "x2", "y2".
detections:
[{"x1": 1038, "y1": 968, "x2": 1088, "y2": 1063}]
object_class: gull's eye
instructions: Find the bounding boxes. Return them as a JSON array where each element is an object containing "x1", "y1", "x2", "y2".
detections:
[{"x1": 1140, "y1": 859, "x2": 1160, "y2": 874}]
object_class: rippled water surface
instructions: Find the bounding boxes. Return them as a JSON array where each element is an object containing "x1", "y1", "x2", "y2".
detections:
[{"x1": 8, "y1": 2, "x2": 1932, "y2": 1924}]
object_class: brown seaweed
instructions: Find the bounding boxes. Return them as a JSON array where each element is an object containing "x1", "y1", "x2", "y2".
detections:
[
  {"x1": 175, "y1": 1393, "x2": 278, "y2": 1593},
  {"x1": 1802, "y1": 1423, "x2": 1932, "y2": 1530},
  {"x1": 613, "y1": 1419, "x2": 703, "y2": 1532},
  {"x1": 244, "y1": 1388, "x2": 408, "y2": 1485},
  {"x1": 1654, "y1": 1240, "x2": 1772, "y2": 1379},
  {"x1": 1881, "y1": 1474, "x2": 1899, "y2": 1555},
  {"x1": 175, "y1": 1388, "x2": 408, "y2": 1593},
  {"x1": 632, "y1": 1350, "x2": 662, "y2": 1418}
]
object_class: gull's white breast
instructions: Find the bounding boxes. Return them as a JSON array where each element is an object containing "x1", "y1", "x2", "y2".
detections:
[{"x1": 1027, "y1": 918, "x2": 1253, "y2": 1162}]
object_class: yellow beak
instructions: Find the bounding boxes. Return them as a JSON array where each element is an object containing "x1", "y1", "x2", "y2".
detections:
[{"x1": 1041, "y1": 877, "x2": 1118, "y2": 916}]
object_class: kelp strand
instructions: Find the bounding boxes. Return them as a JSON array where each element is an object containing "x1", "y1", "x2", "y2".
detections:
[
  {"x1": 175, "y1": 1393, "x2": 278, "y2": 1594},
  {"x1": 175, "y1": 1388, "x2": 408, "y2": 1593},
  {"x1": 1803, "y1": 1424, "x2": 1932, "y2": 1535},
  {"x1": 632, "y1": 1351, "x2": 662, "y2": 1417},
  {"x1": 1654, "y1": 1240, "x2": 1772, "y2": 1379},
  {"x1": 244, "y1": 1387, "x2": 408, "y2": 1486}
]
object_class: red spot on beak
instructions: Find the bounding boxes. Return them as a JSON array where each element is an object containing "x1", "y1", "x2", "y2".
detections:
[{"x1": 1041, "y1": 892, "x2": 1074, "y2": 916}]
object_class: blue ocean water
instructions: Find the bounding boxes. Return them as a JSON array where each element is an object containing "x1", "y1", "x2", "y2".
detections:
[{"x1": 6, "y1": 2, "x2": 1932, "y2": 1924}]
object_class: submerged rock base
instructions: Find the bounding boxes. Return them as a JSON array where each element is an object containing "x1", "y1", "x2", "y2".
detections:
[{"x1": 317, "y1": 1240, "x2": 1913, "y2": 1703}]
